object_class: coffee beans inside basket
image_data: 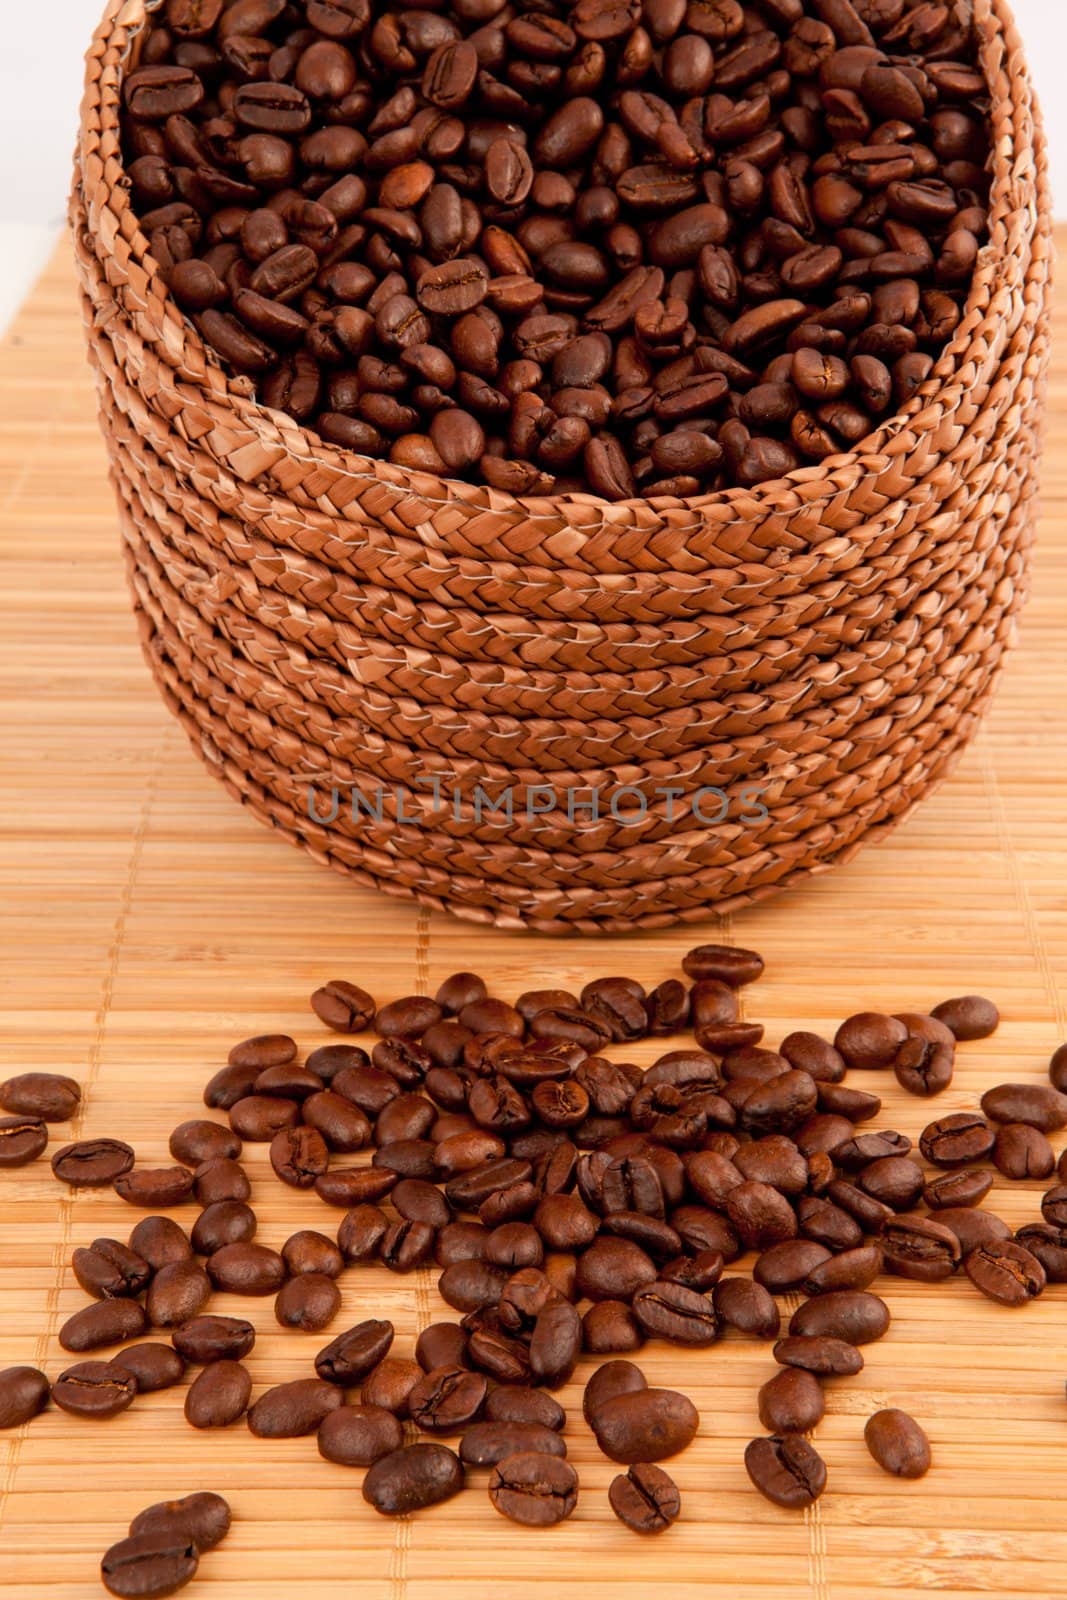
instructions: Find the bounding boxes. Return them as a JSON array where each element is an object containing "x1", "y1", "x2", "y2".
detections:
[
  {"x1": 118, "y1": 1, "x2": 992, "y2": 499},
  {"x1": 10, "y1": 938, "x2": 1067, "y2": 1574}
]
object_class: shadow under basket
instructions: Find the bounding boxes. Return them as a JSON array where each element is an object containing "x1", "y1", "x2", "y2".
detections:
[{"x1": 72, "y1": 0, "x2": 1052, "y2": 934}]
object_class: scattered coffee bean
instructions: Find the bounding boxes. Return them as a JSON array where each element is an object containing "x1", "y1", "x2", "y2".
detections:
[
  {"x1": 185, "y1": 1361, "x2": 253, "y2": 1429},
  {"x1": 609, "y1": 1462, "x2": 681, "y2": 1534},
  {"x1": 318, "y1": 1403, "x2": 404, "y2": 1466},
  {"x1": 0, "y1": 1073, "x2": 80, "y2": 1121},
  {"x1": 107, "y1": 1345, "x2": 186, "y2": 1395},
  {"x1": 363, "y1": 1443, "x2": 464, "y2": 1516},
  {"x1": 52, "y1": 1361, "x2": 137, "y2": 1420},
  {"x1": 0, "y1": 1366, "x2": 50, "y2": 1429},
  {"x1": 51, "y1": 1138, "x2": 134, "y2": 1186},
  {"x1": 128, "y1": 1492, "x2": 231, "y2": 1552},
  {"x1": 864, "y1": 1408, "x2": 931, "y2": 1478},
  {"x1": 101, "y1": 1531, "x2": 199, "y2": 1599},
  {"x1": 745, "y1": 1434, "x2": 827, "y2": 1508}
]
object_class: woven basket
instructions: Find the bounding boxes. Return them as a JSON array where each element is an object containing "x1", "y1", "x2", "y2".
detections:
[{"x1": 72, "y1": 0, "x2": 1052, "y2": 934}]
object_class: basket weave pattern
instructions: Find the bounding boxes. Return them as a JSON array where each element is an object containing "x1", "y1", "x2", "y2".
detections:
[{"x1": 73, "y1": 0, "x2": 1052, "y2": 933}]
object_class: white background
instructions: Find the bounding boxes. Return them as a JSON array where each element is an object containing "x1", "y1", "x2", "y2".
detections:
[{"x1": 0, "y1": 0, "x2": 1063, "y2": 333}]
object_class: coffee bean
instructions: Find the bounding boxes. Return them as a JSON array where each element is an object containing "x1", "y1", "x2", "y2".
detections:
[
  {"x1": 172, "y1": 1315, "x2": 255, "y2": 1364},
  {"x1": 107, "y1": 1344, "x2": 186, "y2": 1394},
  {"x1": 362, "y1": 1357, "x2": 422, "y2": 1418},
  {"x1": 318, "y1": 1403, "x2": 404, "y2": 1466},
  {"x1": 208, "y1": 1242, "x2": 287, "y2": 1296},
  {"x1": 409, "y1": 1364, "x2": 487, "y2": 1433},
  {"x1": 185, "y1": 1360, "x2": 253, "y2": 1428},
  {"x1": 993, "y1": 1122, "x2": 1055, "y2": 1180},
  {"x1": 488, "y1": 1452, "x2": 578, "y2": 1526},
  {"x1": 128, "y1": 1492, "x2": 231, "y2": 1553},
  {"x1": 789, "y1": 1290, "x2": 890, "y2": 1344},
  {"x1": 316, "y1": 1319, "x2": 395, "y2": 1385},
  {"x1": 52, "y1": 1138, "x2": 134, "y2": 1186},
  {"x1": 880, "y1": 1214, "x2": 960, "y2": 1281},
  {"x1": 100, "y1": 1531, "x2": 199, "y2": 1599},
  {"x1": 919, "y1": 1113, "x2": 995, "y2": 1167},
  {"x1": 363, "y1": 1443, "x2": 464, "y2": 1515},
  {"x1": 608, "y1": 1462, "x2": 681, "y2": 1534},
  {"x1": 864, "y1": 1409, "x2": 931, "y2": 1478},
  {"x1": 745, "y1": 1434, "x2": 827, "y2": 1508},
  {"x1": 923, "y1": 1168, "x2": 993, "y2": 1210},
  {"x1": 311, "y1": 980, "x2": 376, "y2": 1032},
  {"x1": 460, "y1": 1421, "x2": 567, "y2": 1468},
  {"x1": 60, "y1": 1299, "x2": 147, "y2": 1353},
  {"x1": 129, "y1": 1216, "x2": 192, "y2": 1271},
  {"x1": 191, "y1": 1199, "x2": 257, "y2": 1255},
  {"x1": 0, "y1": 1073, "x2": 80, "y2": 1121},
  {"x1": 0, "y1": 1366, "x2": 50, "y2": 1429},
  {"x1": 73, "y1": 1239, "x2": 151, "y2": 1300},
  {"x1": 758, "y1": 1368, "x2": 825, "y2": 1434},
  {"x1": 930, "y1": 996, "x2": 999, "y2": 1040},
  {"x1": 981, "y1": 1083, "x2": 1067, "y2": 1132},
  {"x1": 964, "y1": 1240, "x2": 1046, "y2": 1306},
  {"x1": 114, "y1": 1167, "x2": 196, "y2": 1208},
  {"x1": 248, "y1": 1379, "x2": 344, "y2": 1437},
  {"x1": 590, "y1": 1386, "x2": 698, "y2": 1462},
  {"x1": 773, "y1": 1336, "x2": 864, "y2": 1377},
  {"x1": 170, "y1": 1120, "x2": 241, "y2": 1165},
  {"x1": 228, "y1": 1034, "x2": 297, "y2": 1070},
  {"x1": 712, "y1": 1277, "x2": 780, "y2": 1339},
  {"x1": 52, "y1": 1361, "x2": 137, "y2": 1420},
  {"x1": 146, "y1": 1260, "x2": 211, "y2": 1328}
]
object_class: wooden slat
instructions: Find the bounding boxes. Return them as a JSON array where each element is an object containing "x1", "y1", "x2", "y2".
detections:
[{"x1": 0, "y1": 236, "x2": 1066, "y2": 1598}]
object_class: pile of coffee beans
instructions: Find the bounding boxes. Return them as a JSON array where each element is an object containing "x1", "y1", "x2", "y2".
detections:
[
  {"x1": 118, "y1": 0, "x2": 992, "y2": 498},
  {"x1": 101, "y1": 1493, "x2": 231, "y2": 1599},
  {"x1": 6, "y1": 942, "x2": 1067, "y2": 1592}
]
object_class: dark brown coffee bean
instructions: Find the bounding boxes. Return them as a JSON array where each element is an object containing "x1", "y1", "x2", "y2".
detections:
[
  {"x1": 316, "y1": 1319, "x2": 395, "y2": 1385},
  {"x1": 789, "y1": 1290, "x2": 890, "y2": 1344},
  {"x1": 923, "y1": 1168, "x2": 993, "y2": 1210},
  {"x1": 52, "y1": 1138, "x2": 134, "y2": 1186},
  {"x1": 169, "y1": 1120, "x2": 241, "y2": 1165},
  {"x1": 409, "y1": 1364, "x2": 488, "y2": 1433},
  {"x1": 207, "y1": 1242, "x2": 286, "y2": 1296},
  {"x1": 930, "y1": 995, "x2": 999, "y2": 1040},
  {"x1": 712, "y1": 1277, "x2": 780, "y2": 1338},
  {"x1": 864, "y1": 1408, "x2": 931, "y2": 1478},
  {"x1": 318, "y1": 1403, "x2": 404, "y2": 1466},
  {"x1": 590, "y1": 1386, "x2": 698, "y2": 1462},
  {"x1": 146, "y1": 1259, "x2": 211, "y2": 1328},
  {"x1": 73, "y1": 1239, "x2": 151, "y2": 1301},
  {"x1": 248, "y1": 1379, "x2": 344, "y2": 1437},
  {"x1": 185, "y1": 1360, "x2": 252, "y2": 1428},
  {"x1": 982, "y1": 1082, "x2": 1067, "y2": 1132},
  {"x1": 363, "y1": 1443, "x2": 464, "y2": 1515},
  {"x1": 0, "y1": 1366, "x2": 50, "y2": 1429},
  {"x1": 489, "y1": 1452, "x2": 578, "y2": 1526},
  {"x1": 919, "y1": 1113, "x2": 994, "y2": 1167},
  {"x1": 129, "y1": 1215, "x2": 192, "y2": 1271},
  {"x1": 228, "y1": 1034, "x2": 297, "y2": 1070},
  {"x1": 282, "y1": 1230, "x2": 344, "y2": 1279},
  {"x1": 60, "y1": 1299, "x2": 148, "y2": 1353},
  {"x1": 100, "y1": 1531, "x2": 199, "y2": 1598},
  {"x1": 879, "y1": 1215, "x2": 960, "y2": 1281},
  {"x1": 0, "y1": 1073, "x2": 80, "y2": 1121},
  {"x1": 745, "y1": 1434, "x2": 827, "y2": 1508},
  {"x1": 311, "y1": 980, "x2": 376, "y2": 1032},
  {"x1": 460, "y1": 1420, "x2": 567, "y2": 1468},
  {"x1": 993, "y1": 1123, "x2": 1055, "y2": 1181},
  {"x1": 316, "y1": 1166, "x2": 398, "y2": 1207},
  {"x1": 52, "y1": 1361, "x2": 137, "y2": 1420},
  {"x1": 758, "y1": 1367, "x2": 825, "y2": 1434},
  {"x1": 106, "y1": 1344, "x2": 185, "y2": 1395},
  {"x1": 114, "y1": 1167, "x2": 195, "y2": 1208},
  {"x1": 172, "y1": 1315, "x2": 254, "y2": 1364},
  {"x1": 128, "y1": 1492, "x2": 230, "y2": 1555},
  {"x1": 773, "y1": 1335, "x2": 863, "y2": 1376},
  {"x1": 275, "y1": 1272, "x2": 342, "y2": 1332},
  {"x1": 270, "y1": 1125, "x2": 330, "y2": 1187}
]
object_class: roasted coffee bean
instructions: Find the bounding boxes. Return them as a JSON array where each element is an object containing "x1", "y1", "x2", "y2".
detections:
[
  {"x1": 129, "y1": 1215, "x2": 192, "y2": 1271},
  {"x1": 965, "y1": 1240, "x2": 1046, "y2": 1305},
  {"x1": 52, "y1": 1361, "x2": 137, "y2": 1420},
  {"x1": 106, "y1": 1344, "x2": 186, "y2": 1395},
  {"x1": 122, "y1": 1, "x2": 989, "y2": 497},
  {"x1": 170, "y1": 1120, "x2": 241, "y2": 1165},
  {"x1": 172, "y1": 1315, "x2": 255, "y2": 1364},
  {"x1": 937, "y1": 1207, "x2": 1012, "y2": 1256},
  {"x1": 981, "y1": 1083, "x2": 1067, "y2": 1132},
  {"x1": 834, "y1": 1012, "x2": 908, "y2": 1069},
  {"x1": 530, "y1": 1299, "x2": 583, "y2": 1387},
  {"x1": 754, "y1": 1239, "x2": 832, "y2": 1294},
  {"x1": 1017, "y1": 1223, "x2": 1067, "y2": 1282},
  {"x1": 207, "y1": 1242, "x2": 287, "y2": 1296},
  {"x1": 609, "y1": 1462, "x2": 680, "y2": 1534},
  {"x1": 773, "y1": 1335, "x2": 863, "y2": 1377},
  {"x1": 247, "y1": 1378, "x2": 344, "y2": 1436},
  {"x1": 363, "y1": 1443, "x2": 464, "y2": 1515},
  {"x1": 864, "y1": 1408, "x2": 931, "y2": 1478},
  {"x1": 408, "y1": 1364, "x2": 487, "y2": 1433},
  {"x1": 228, "y1": 1034, "x2": 296, "y2": 1070},
  {"x1": 919, "y1": 1113, "x2": 995, "y2": 1167},
  {"x1": 100, "y1": 1530, "x2": 199, "y2": 1599},
  {"x1": 193, "y1": 1157, "x2": 250, "y2": 1205},
  {"x1": 191, "y1": 1199, "x2": 257, "y2": 1255},
  {"x1": 745, "y1": 1434, "x2": 827, "y2": 1508},
  {"x1": 631, "y1": 1280, "x2": 719, "y2": 1345},
  {"x1": 318, "y1": 1403, "x2": 404, "y2": 1466},
  {"x1": 0, "y1": 1073, "x2": 80, "y2": 1121},
  {"x1": 114, "y1": 1166, "x2": 196, "y2": 1208},
  {"x1": 185, "y1": 1361, "x2": 252, "y2": 1428},
  {"x1": 805, "y1": 1244, "x2": 883, "y2": 1295},
  {"x1": 128, "y1": 1491, "x2": 231, "y2": 1553},
  {"x1": 146, "y1": 1260, "x2": 211, "y2": 1328},
  {"x1": 73, "y1": 1239, "x2": 152, "y2": 1301},
  {"x1": 52, "y1": 1138, "x2": 134, "y2": 1186},
  {"x1": 590, "y1": 1386, "x2": 698, "y2": 1462},
  {"x1": 282, "y1": 1230, "x2": 343, "y2": 1279},
  {"x1": 311, "y1": 980, "x2": 376, "y2": 1032},
  {"x1": 60, "y1": 1299, "x2": 148, "y2": 1353},
  {"x1": 930, "y1": 996, "x2": 999, "y2": 1040},
  {"x1": 275, "y1": 1273, "x2": 343, "y2": 1332},
  {"x1": 489, "y1": 1452, "x2": 578, "y2": 1526},
  {"x1": 0, "y1": 1366, "x2": 50, "y2": 1429},
  {"x1": 758, "y1": 1368, "x2": 825, "y2": 1434},
  {"x1": 270, "y1": 1124, "x2": 330, "y2": 1187},
  {"x1": 923, "y1": 1168, "x2": 994, "y2": 1210},
  {"x1": 683, "y1": 947, "x2": 765, "y2": 991},
  {"x1": 880, "y1": 1214, "x2": 960, "y2": 1281},
  {"x1": 338, "y1": 1205, "x2": 389, "y2": 1264},
  {"x1": 316, "y1": 1320, "x2": 395, "y2": 1385},
  {"x1": 316, "y1": 1166, "x2": 398, "y2": 1207},
  {"x1": 203, "y1": 1063, "x2": 262, "y2": 1110},
  {"x1": 789, "y1": 1289, "x2": 890, "y2": 1344},
  {"x1": 993, "y1": 1122, "x2": 1055, "y2": 1180},
  {"x1": 415, "y1": 1323, "x2": 470, "y2": 1374},
  {"x1": 712, "y1": 1277, "x2": 780, "y2": 1338},
  {"x1": 460, "y1": 1420, "x2": 567, "y2": 1468}
]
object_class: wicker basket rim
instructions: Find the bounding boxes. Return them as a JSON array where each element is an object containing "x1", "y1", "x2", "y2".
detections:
[{"x1": 91, "y1": 0, "x2": 1035, "y2": 525}]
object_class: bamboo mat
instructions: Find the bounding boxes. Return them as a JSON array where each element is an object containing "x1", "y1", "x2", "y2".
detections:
[{"x1": 1, "y1": 235, "x2": 1066, "y2": 1600}]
